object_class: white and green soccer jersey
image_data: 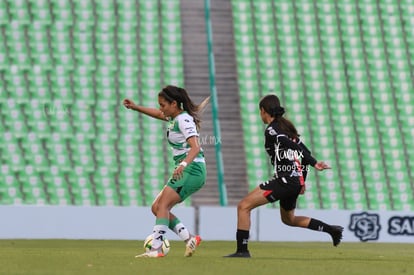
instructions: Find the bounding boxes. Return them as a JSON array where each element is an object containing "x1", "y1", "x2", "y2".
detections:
[{"x1": 167, "y1": 112, "x2": 205, "y2": 164}]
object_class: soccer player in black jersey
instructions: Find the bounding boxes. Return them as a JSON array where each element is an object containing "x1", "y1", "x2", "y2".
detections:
[{"x1": 225, "y1": 94, "x2": 343, "y2": 258}]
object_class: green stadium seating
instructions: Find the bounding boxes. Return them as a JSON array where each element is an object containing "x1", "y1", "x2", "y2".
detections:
[
  {"x1": 29, "y1": 0, "x2": 51, "y2": 25},
  {"x1": 2, "y1": 0, "x2": 414, "y2": 210},
  {"x1": 0, "y1": 0, "x2": 8, "y2": 26},
  {"x1": 231, "y1": 0, "x2": 414, "y2": 210}
]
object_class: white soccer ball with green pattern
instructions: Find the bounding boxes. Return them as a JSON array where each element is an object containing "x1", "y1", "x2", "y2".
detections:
[{"x1": 143, "y1": 235, "x2": 170, "y2": 255}]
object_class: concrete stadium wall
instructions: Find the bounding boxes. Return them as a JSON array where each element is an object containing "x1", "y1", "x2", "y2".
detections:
[{"x1": 1, "y1": 206, "x2": 413, "y2": 243}]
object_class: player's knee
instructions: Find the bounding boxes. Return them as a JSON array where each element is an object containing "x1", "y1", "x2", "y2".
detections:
[
  {"x1": 281, "y1": 215, "x2": 294, "y2": 226},
  {"x1": 237, "y1": 199, "x2": 251, "y2": 212},
  {"x1": 151, "y1": 203, "x2": 158, "y2": 216}
]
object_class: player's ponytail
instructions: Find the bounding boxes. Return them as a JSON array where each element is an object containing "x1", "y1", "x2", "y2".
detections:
[
  {"x1": 259, "y1": 94, "x2": 300, "y2": 139},
  {"x1": 159, "y1": 85, "x2": 210, "y2": 129}
]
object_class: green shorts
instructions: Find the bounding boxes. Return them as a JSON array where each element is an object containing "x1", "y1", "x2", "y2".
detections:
[{"x1": 166, "y1": 161, "x2": 206, "y2": 201}]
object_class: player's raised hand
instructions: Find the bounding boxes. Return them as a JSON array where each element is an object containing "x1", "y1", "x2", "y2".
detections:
[
  {"x1": 123, "y1": 98, "x2": 136, "y2": 109},
  {"x1": 314, "y1": 161, "x2": 331, "y2": 171}
]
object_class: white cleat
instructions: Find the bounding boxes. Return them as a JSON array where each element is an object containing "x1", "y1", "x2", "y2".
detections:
[{"x1": 184, "y1": 235, "x2": 202, "y2": 257}]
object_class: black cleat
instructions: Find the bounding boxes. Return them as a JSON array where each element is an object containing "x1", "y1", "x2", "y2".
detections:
[
  {"x1": 224, "y1": 251, "x2": 251, "y2": 258},
  {"x1": 330, "y1": 225, "x2": 344, "y2": 247}
]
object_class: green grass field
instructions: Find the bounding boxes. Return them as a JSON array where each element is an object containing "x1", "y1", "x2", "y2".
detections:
[{"x1": 1, "y1": 240, "x2": 413, "y2": 275}]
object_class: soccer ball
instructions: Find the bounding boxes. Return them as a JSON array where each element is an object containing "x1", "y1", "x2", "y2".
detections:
[{"x1": 143, "y1": 234, "x2": 170, "y2": 255}]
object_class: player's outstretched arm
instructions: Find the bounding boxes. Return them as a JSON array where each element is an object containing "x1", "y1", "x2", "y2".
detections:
[{"x1": 123, "y1": 98, "x2": 167, "y2": 121}]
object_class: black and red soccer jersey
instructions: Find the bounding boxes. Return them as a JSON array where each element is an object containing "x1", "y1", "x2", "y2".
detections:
[{"x1": 264, "y1": 120, "x2": 317, "y2": 180}]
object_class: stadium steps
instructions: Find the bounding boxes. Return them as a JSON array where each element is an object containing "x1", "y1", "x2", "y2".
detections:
[
  {"x1": 180, "y1": 0, "x2": 248, "y2": 206},
  {"x1": 179, "y1": 0, "x2": 218, "y2": 206},
  {"x1": 209, "y1": 0, "x2": 249, "y2": 205}
]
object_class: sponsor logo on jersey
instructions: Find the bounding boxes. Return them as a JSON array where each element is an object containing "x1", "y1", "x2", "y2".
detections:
[{"x1": 275, "y1": 142, "x2": 304, "y2": 161}]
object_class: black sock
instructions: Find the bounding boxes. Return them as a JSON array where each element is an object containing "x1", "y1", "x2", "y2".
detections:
[
  {"x1": 236, "y1": 229, "x2": 249, "y2": 252},
  {"x1": 307, "y1": 218, "x2": 332, "y2": 234}
]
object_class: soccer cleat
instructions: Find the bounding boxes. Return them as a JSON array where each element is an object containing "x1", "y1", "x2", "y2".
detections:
[
  {"x1": 135, "y1": 250, "x2": 165, "y2": 258},
  {"x1": 184, "y1": 235, "x2": 202, "y2": 257},
  {"x1": 329, "y1": 225, "x2": 344, "y2": 247},
  {"x1": 224, "y1": 251, "x2": 251, "y2": 258}
]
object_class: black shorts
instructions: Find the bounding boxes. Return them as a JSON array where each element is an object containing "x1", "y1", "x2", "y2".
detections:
[{"x1": 259, "y1": 176, "x2": 302, "y2": 211}]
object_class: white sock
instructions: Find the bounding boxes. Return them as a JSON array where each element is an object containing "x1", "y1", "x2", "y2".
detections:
[
  {"x1": 173, "y1": 222, "x2": 190, "y2": 241},
  {"x1": 151, "y1": 224, "x2": 168, "y2": 250}
]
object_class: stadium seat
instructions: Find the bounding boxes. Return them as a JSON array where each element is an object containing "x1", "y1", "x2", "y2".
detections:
[{"x1": 0, "y1": 162, "x2": 21, "y2": 200}]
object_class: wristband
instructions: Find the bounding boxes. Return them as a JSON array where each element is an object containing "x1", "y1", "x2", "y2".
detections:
[{"x1": 179, "y1": 161, "x2": 188, "y2": 168}]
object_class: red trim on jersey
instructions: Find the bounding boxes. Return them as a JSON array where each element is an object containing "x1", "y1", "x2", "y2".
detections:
[
  {"x1": 263, "y1": 190, "x2": 273, "y2": 198},
  {"x1": 294, "y1": 158, "x2": 305, "y2": 186}
]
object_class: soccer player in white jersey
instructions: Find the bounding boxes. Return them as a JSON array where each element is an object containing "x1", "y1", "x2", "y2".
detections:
[{"x1": 123, "y1": 85, "x2": 210, "y2": 258}]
